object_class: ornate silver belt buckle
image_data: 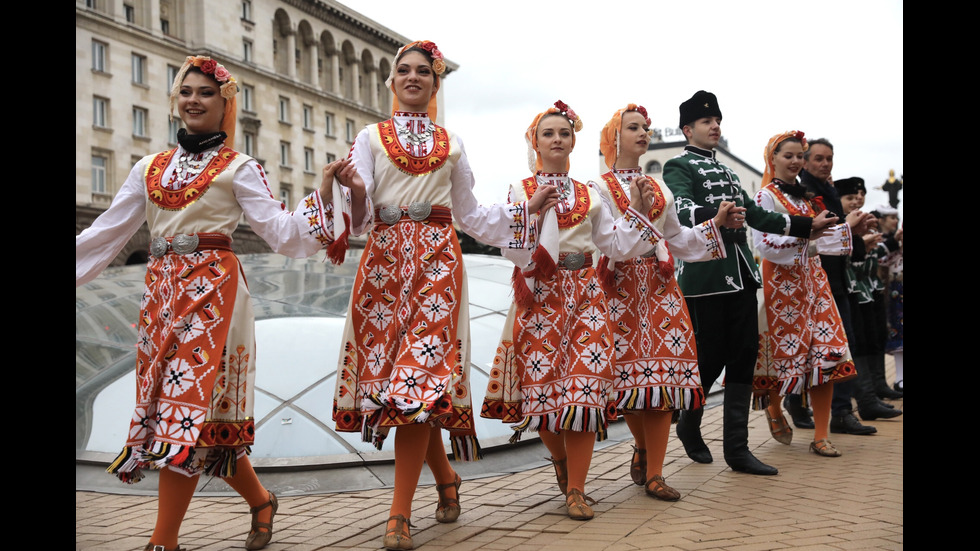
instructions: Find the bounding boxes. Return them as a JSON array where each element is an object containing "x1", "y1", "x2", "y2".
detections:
[
  {"x1": 407, "y1": 200, "x2": 431, "y2": 222},
  {"x1": 171, "y1": 233, "x2": 200, "y2": 255},
  {"x1": 562, "y1": 252, "x2": 585, "y2": 270},
  {"x1": 379, "y1": 205, "x2": 402, "y2": 225},
  {"x1": 149, "y1": 237, "x2": 169, "y2": 258}
]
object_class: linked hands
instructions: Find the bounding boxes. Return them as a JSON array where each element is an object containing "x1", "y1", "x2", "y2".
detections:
[
  {"x1": 319, "y1": 159, "x2": 344, "y2": 201},
  {"x1": 863, "y1": 231, "x2": 884, "y2": 248},
  {"x1": 720, "y1": 203, "x2": 747, "y2": 229},
  {"x1": 628, "y1": 176, "x2": 658, "y2": 215},
  {"x1": 320, "y1": 158, "x2": 367, "y2": 204},
  {"x1": 528, "y1": 184, "x2": 559, "y2": 214},
  {"x1": 845, "y1": 209, "x2": 875, "y2": 236},
  {"x1": 713, "y1": 201, "x2": 739, "y2": 228},
  {"x1": 810, "y1": 210, "x2": 839, "y2": 239}
]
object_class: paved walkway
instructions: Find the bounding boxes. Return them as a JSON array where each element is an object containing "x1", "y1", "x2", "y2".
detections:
[{"x1": 77, "y1": 376, "x2": 903, "y2": 550}]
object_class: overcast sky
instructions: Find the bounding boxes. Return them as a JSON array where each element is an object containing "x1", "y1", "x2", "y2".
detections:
[{"x1": 339, "y1": 0, "x2": 904, "y2": 216}]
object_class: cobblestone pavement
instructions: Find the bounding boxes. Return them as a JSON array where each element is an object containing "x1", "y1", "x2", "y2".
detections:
[{"x1": 77, "y1": 367, "x2": 902, "y2": 550}]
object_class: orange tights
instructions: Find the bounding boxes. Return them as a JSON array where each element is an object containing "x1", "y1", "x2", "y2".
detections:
[
  {"x1": 538, "y1": 429, "x2": 596, "y2": 494},
  {"x1": 151, "y1": 455, "x2": 272, "y2": 549},
  {"x1": 766, "y1": 385, "x2": 832, "y2": 442},
  {"x1": 808, "y1": 382, "x2": 833, "y2": 442},
  {"x1": 624, "y1": 410, "x2": 672, "y2": 478},
  {"x1": 387, "y1": 424, "x2": 457, "y2": 533}
]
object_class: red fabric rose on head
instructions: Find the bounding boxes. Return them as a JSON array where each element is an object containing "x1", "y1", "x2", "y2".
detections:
[
  {"x1": 200, "y1": 59, "x2": 217, "y2": 74},
  {"x1": 554, "y1": 100, "x2": 569, "y2": 113},
  {"x1": 636, "y1": 106, "x2": 648, "y2": 118}
]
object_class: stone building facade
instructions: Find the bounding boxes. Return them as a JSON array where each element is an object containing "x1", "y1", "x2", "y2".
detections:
[{"x1": 76, "y1": 0, "x2": 453, "y2": 265}]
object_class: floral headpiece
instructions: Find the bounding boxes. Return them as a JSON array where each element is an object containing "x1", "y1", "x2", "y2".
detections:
[
  {"x1": 198, "y1": 57, "x2": 239, "y2": 98},
  {"x1": 169, "y1": 55, "x2": 240, "y2": 147},
  {"x1": 170, "y1": 56, "x2": 239, "y2": 106},
  {"x1": 599, "y1": 103, "x2": 653, "y2": 169},
  {"x1": 525, "y1": 100, "x2": 584, "y2": 172},
  {"x1": 762, "y1": 130, "x2": 808, "y2": 188},
  {"x1": 385, "y1": 40, "x2": 445, "y2": 119},
  {"x1": 414, "y1": 41, "x2": 446, "y2": 76},
  {"x1": 629, "y1": 105, "x2": 649, "y2": 125},
  {"x1": 552, "y1": 100, "x2": 584, "y2": 132}
]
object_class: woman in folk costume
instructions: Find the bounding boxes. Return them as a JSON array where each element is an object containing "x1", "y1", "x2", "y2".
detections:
[
  {"x1": 593, "y1": 104, "x2": 733, "y2": 500},
  {"x1": 482, "y1": 101, "x2": 660, "y2": 520},
  {"x1": 76, "y1": 56, "x2": 340, "y2": 551},
  {"x1": 329, "y1": 41, "x2": 554, "y2": 550},
  {"x1": 751, "y1": 131, "x2": 859, "y2": 458}
]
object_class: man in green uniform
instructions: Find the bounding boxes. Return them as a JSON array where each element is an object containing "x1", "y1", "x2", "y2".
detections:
[{"x1": 663, "y1": 91, "x2": 836, "y2": 475}]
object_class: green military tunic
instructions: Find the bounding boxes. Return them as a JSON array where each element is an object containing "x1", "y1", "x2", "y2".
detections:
[{"x1": 663, "y1": 145, "x2": 812, "y2": 297}]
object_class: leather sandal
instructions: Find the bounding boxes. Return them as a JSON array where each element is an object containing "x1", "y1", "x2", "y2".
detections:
[
  {"x1": 809, "y1": 438, "x2": 842, "y2": 457},
  {"x1": 144, "y1": 544, "x2": 186, "y2": 551},
  {"x1": 645, "y1": 475, "x2": 681, "y2": 501},
  {"x1": 565, "y1": 489, "x2": 597, "y2": 520},
  {"x1": 547, "y1": 456, "x2": 568, "y2": 495},
  {"x1": 629, "y1": 445, "x2": 647, "y2": 486},
  {"x1": 245, "y1": 491, "x2": 278, "y2": 550},
  {"x1": 383, "y1": 514, "x2": 414, "y2": 550},
  {"x1": 765, "y1": 410, "x2": 793, "y2": 445},
  {"x1": 435, "y1": 472, "x2": 462, "y2": 523}
]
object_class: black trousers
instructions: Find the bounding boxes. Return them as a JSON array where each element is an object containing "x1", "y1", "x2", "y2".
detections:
[{"x1": 686, "y1": 288, "x2": 759, "y2": 393}]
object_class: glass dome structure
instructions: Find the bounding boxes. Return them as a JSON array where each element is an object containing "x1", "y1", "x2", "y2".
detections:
[{"x1": 76, "y1": 251, "x2": 523, "y2": 469}]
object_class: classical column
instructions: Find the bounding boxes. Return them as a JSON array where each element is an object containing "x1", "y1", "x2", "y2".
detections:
[
  {"x1": 366, "y1": 65, "x2": 378, "y2": 109},
  {"x1": 330, "y1": 53, "x2": 340, "y2": 95},
  {"x1": 284, "y1": 29, "x2": 296, "y2": 79},
  {"x1": 349, "y1": 59, "x2": 360, "y2": 103}
]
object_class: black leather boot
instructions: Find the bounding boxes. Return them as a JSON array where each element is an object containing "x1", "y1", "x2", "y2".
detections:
[
  {"x1": 783, "y1": 393, "x2": 814, "y2": 429},
  {"x1": 723, "y1": 383, "x2": 777, "y2": 475},
  {"x1": 871, "y1": 354, "x2": 903, "y2": 399},
  {"x1": 676, "y1": 408, "x2": 713, "y2": 463},
  {"x1": 855, "y1": 356, "x2": 902, "y2": 421},
  {"x1": 854, "y1": 356, "x2": 895, "y2": 410}
]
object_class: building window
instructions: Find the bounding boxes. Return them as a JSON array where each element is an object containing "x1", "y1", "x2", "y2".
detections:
[
  {"x1": 242, "y1": 84, "x2": 255, "y2": 112},
  {"x1": 132, "y1": 107, "x2": 148, "y2": 137},
  {"x1": 324, "y1": 112, "x2": 334, "y2": 137},
  {"x1": 280, "y1": 141, "x2": 290, "y2": 167},
  {"x1": 302, "y1": 105, "x2": 313, "y2": 130},
  {"x1": 124, "y1": 4, "x2": 135, "y2": 23},
  {"x1": 278, "y1": 97, "x2": 290, "y2": 123},
  {"x1": 92, "y1": 40, "x2": 107, "y2": 72},
  {"x1": 326, "y1": 152, "x2": 337, "y2": 163},
  {"x1": 91, "y1": 154, "x2": 108, "y2": 194},
  {"x1": 345, "y1": 119, "x2": 356, "y2": 142},
  {"x1": 132, "y1": 53, "x2": 147, "y2": 85},
  {"x1": 244, "y1": 132, "x2": 256, "y2": 157},
  {"x1": 161, "y1": 18, "x2": 170, "y2": 34},
  {"x1": 279, "y1": 184, "x2": 291, "y2": 207},
  {"x1": 168, "y1": 118, "x2": 180, "y2": 144},
  {"x1": 93, "y1": 96, "x2": 109, "y2": 128},
  {"x1": 167, "y1": 65, "x2": 179, "y2": 90},
  {"x1": 243, "y1": 39, "x2": 253, "y2": 63},
  {"x1": 304, "y1": 147, "x2": 314, "y2": 172},
  {"x1": 241, "y1": 0, "x2": 252, "y2": 21}
]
